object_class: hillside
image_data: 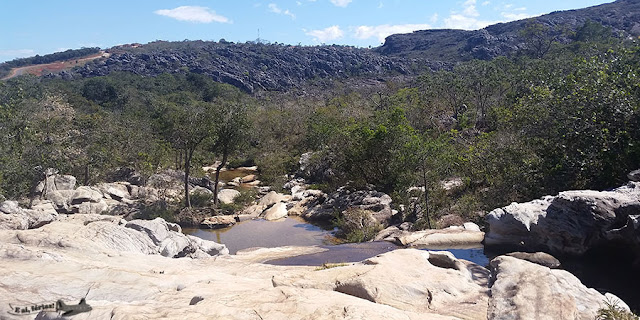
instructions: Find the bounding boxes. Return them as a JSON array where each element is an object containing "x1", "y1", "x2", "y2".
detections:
[
  {"x1": 56, "y1": 41, "x2": 434, "y2": 93},
  {"x1": 378, "y1": 0, "x2": 640, "y2": 60},
  {"x1": 1, "y1": 1, "x2": 636, "y2": 92}
]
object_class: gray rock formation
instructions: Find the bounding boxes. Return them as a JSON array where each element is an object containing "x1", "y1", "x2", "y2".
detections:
[
  {"x1": 488, "y1": 255, "x2": 630, "y2": 319},
  {"x1": 505, "y1": 252, "x2": 561, "y2": 268},
  {"x1": 217, "y1": 189, "x2": 241, "y2": 205},
  {"x1": 485, "y1": 181, "x2": 640, "y2": 257}
]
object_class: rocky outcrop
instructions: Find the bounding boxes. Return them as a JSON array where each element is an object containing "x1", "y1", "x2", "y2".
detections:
[
  {"x1": 284, "y1": 180, "x2": 397, "y2": 226},
  {"x1": 377, "y1": 223, "x2": 485, "y2": 248},
  {"x1": 262, "y1": 202, "x2": 288, "y2": 221},
  {"x1": 0, "y1": 214, "x2": 227, "y2": 258},
  {"x1": 488, "y1": 255, "x2": 630, "y2": 319},
  {"x1": 217, "y1": 189, "x2": 240, "y2": 205},
  {"x1": 0, "y1": 211, "x2": 631, "y2": 320},
  {"x1": 378, "y1": 0, "x2": 640, "y2": 62},
  {"x1": 485, "y1": 181, "x2": 640, "y2": 257},
  {"x1": 200, "y1": 215, "x2": 236, "y2": 229},
  {"x1": 505, "y1": 252, "x2": 561, "y2": 268},
  {"x1": 0, "y1": 200, "x2": 58, "y2": 230},
  {"x1": 272, "y1": 249, "x2": 490, "y2": 319},
  {"x1": 60, "y1": 41, "x2": 422, "y2": 93}
]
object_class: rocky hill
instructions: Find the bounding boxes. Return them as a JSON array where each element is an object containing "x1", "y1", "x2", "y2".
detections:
[
  {"x1": 378, "y1": 0, "x2": 640, "y2": 60},
  {"x1": 8, "y1": 0, "x2": 640, "y2": 92},
  {"x1": 55, "y1": 41, "x2": 435, "y2": 93}
]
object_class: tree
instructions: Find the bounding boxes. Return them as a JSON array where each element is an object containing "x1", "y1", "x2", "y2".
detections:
[
  {"x1": 157, "y1": 96, "x2": 216, "y2": 208},
  {"x1": 210, "y1": 102, "x2": 250, "y2": 205},
  {"x1": 404, "y1": 132, "x2": 459, "y2": 228},
  {"x1": 520, "y1": 20, "x2": 561, "y2": 59}
]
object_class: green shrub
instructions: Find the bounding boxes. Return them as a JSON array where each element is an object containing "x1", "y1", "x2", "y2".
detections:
[
  {"x1": 334, "y1": 208, "x2": 382, "y2": 243},
  {"x1": 138, "y1": 200, "x2": 178, "y2": 223},
  {"x1": 597, "y1": 300, "x2": 639, "y2": 320},
  {"x1": 190, "y1": 191, "x2": 214, "y2": 207}
]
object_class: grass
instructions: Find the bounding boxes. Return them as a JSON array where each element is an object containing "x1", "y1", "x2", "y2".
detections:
[
  {"x1": 597, "y1": 299, "x2": 639, "y2": 320},
  {"x1": 315, "y1": 262, "x2": 349, "y2": 271}
]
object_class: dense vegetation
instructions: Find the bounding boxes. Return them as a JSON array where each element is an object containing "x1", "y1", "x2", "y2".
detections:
[
  {"x1": 0, "y1": 21, "x2": 638, "y2": 228},
  {"x1": 0, "y1": 47, "x2": 100, "y2": 78}
]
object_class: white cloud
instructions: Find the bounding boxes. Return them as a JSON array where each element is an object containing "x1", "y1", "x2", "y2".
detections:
[
  {"x1": 354, "y1": 24, "x2": 431, "y2": 42},
  {"x1": 268, "y1": 3, "x2": 296, "y2": 18},
  {"x1": 443, "y1": 14, "x2": 495, "y2": 30},
  {"x1": 482, "y1": 1, "x2": 490, "y2": 5},
  {"x1": 462, "y1": 0, "x2": 479, "y2": 17},
  {"x1": 154, "y1": 6, "x2": 230, "y2": 23},
  {"x1": 442, "y1": 0, "x2": 495, "y2": 30},
  {"x1": 430, "y1": 13, "x2": 439, "y2": 24},
  {"x1": 0, "y1": 49, "x2": 35, "y2": 58},
  {"x1": 330, "y1": 0, "x2": 352, "y2": 7},
  {"x1": 501, "y1": 11, "x2": 533, "y2": 20},
  {"x1": 306, "y1": 25, "x2": 344, "y2": 42}
]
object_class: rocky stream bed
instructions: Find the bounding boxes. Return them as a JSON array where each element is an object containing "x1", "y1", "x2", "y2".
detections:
[{"x1": 0, "y1": 165, "x2": 638, "y2": 319}]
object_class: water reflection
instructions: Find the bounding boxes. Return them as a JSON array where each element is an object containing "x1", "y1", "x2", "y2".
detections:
[{"x1": 183, "y1": 217, "x2": 335, "y2": 254}]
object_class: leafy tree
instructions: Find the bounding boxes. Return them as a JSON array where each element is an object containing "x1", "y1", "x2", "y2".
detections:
[
  {"x1": 520, "y1": 20, "x2": 561, "y2": 59},
  {"x1": 210, "y1": 101, "x2": 250, "y2": 205},
  {"x1": 157, "y1": 95, "x2": 216, "y2": 208}
]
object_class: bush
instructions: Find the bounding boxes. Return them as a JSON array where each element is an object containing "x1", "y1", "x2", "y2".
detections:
[
  {"x1": 138, "y1": 200, "x2": 178, "y2": 223},
  {"x1": 217, "y1": 188, "x2": 259, "y2": 214},
  {"x1": 190, "y1": 191, "x2": 214, "y2": 207},
  {"x1": 597, "y1": 299, "x2": 639, "y2": 320},
  {"x1": 334, "y1": 208, "x2": 382, "y2": 243}
]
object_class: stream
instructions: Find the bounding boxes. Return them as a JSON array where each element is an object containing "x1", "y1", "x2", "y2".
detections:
[
  {"x1": 185, "y1": 218, "x2": 639, "y2": 310},
  {"x1": 184, "y1": 216, "x2": 492, "y2": 266}
]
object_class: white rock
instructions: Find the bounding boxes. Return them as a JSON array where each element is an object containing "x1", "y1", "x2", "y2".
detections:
[
  {"x1": 218, "y1": 189, "x2": 241, "y2": 204},
  {"x1": 0, "y1": 201, "x2": 21, "y2": 214},
  {"x1": 488, "y1": 256, "x2": 627, "y2": 319},
  {"x1": 463, "y1": 222, "x2": 481, "y2": 232},
  {"x1": 262, "y1": 202, "x2": 288, "y2": 221},
  {"x1": 54, "y1": 175, "x2": 77, "y2": 190},
  {"x1": 71, "y1": 186, "x2": 104, "y2": 204}
]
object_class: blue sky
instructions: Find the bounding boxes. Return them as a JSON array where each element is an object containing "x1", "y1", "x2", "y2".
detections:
[{"x1": 0, "y1": 0, "x2": 613, "y2": 63}]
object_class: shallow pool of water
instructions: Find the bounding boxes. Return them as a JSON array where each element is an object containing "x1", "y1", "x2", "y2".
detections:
[
  {"x1": 265, "y1": 243, "x2": 492, "y2": 267},
  {"x1": 266, "y1": 241, "x2": 399, "y2": 266},
  {"x1": 184, "y1": 217, "x2": 336, "y2": 254}
]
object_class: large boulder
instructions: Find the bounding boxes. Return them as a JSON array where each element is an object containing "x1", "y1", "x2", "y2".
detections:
[
  {"x1": 272, "y1": 249, "x2": 490, "y2": 319},
  {"x1": 485, "y1": 182, "x2": 640, "y2": 256},
  {"x1": 0, "y1": 201, "x2": 20, "y2": 215},
  {"x1": 262, "y1": 202, "x2": 288, "y2": 221},
  {"x1": 505, "y1": 252, "x2": 561, "y2": 268},
  {"x1": 97, "y1": 182, "x2": 131, "y2": 200},
  {"x1": 125, "y1": 218, "x2": 171, "y2": 245},
  {"x1": 488, "y1": 255, "x2": 629, "y2": 319},
  {"x1": 301, "y1": 186, "x2": 396, "y2": 225},
  {"x1": 54, "y1": 174, "x2": 77, "y2": 191},
  {"x1": 201, "y1": 216, "x2": 236, "y2": 228},
  {"x1": 71, "y1": 200, "x2": 109, "y2": 215},
  {"x1": 0, "y1": 214, "x2": 227, "y2": 258},
  {"x1": 381, "y1": 226, "x2": 485, "y2": 248},
  {"x1": 258, "y1": 191, "x2": 291, "y2": 208},
  {"x1": 0, "y1": 200, "x2": 58, "y2": 230},
  {"x1": 217, "y1": 189, "x2": 241, "y2": 205},
  {"x1": 71, "y1": 186, "x2": 104, "y2": 204}
]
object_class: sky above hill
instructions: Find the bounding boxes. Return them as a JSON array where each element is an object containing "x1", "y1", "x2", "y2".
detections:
[{"x1": 0, "y1": 0, "x2": 613, "y2": 63}]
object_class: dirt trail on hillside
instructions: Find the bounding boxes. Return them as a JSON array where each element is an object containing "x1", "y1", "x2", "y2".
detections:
[{"x1": 1, "y1": 52, "x2": 109, "y2": 80}]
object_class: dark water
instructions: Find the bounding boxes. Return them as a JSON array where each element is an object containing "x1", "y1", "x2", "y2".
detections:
[
  {"x1": 183, "y1": 217, "x2": 335, "y2": 254},
  {"x1": 267, "y1": 243, "x2": 492, "y2": 266},
  {"x1": 266, "y1": 241, "x2": 399, "y2": 266},
  {"x1": 426, "y1": 247, "x2": 492, "y2": 266},
  {"x1": 559, "y1": 244, "x2": 640, "y2": 312}
]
